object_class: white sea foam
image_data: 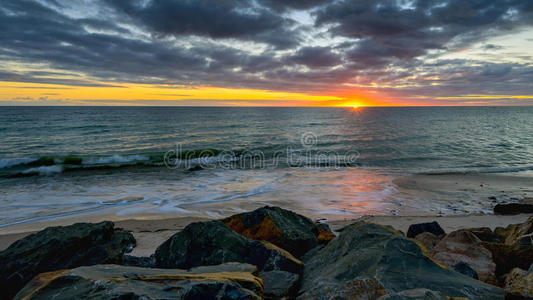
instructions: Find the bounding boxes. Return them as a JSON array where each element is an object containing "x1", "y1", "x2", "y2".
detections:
[
  {"x1": 22, "y1": 165, "x2": 63, "y2": 175},
  {"x1": 0, "y1": 157, "x2": 36, "y2": 168},
  {"x1": 85, "y1": 155, "x2": 149, "y2": 165}
]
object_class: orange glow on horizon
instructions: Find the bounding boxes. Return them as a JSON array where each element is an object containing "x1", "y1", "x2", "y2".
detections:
[
  {"x1": 6, "y1": 80, "x2": 528, "y2": 106},
  {"x1": 0, "y1": 81, "x2": 392, "y2": 107}
]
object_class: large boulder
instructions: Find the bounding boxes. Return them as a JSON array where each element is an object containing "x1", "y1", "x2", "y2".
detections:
[
  {"x1": 494, "y1": 203, "x2": 533, "y2": 215},
  {"x1": 430, "y1": 230, "x2": 497, "y2": 284},
  {"x1": 222, "y1": 206, "x2": 334, "y2": 258},
  {"x1": 297, "y1": 222, "x2": 503, "y2": 300},
  {"x1": 14, "y1": 263, "x2": 263, "y2": 300},
  {"x1": 155, "y1": 220, "x2": 303, "y2": 275},
  {"x1": 0, "y1": 221, "x2": 135, "y2": 300},
  {"x1": 504, "y1": 267, "x2": 533, "y2": 299},
  {"x1": 478, "y1": 216, "x2": 533, "y2": 281},
  {"x1": 480, "y1": 242, "x2": 533, "y2": 280},
  {"x1": 407, "y1": 221, "x2": 445, "y2": 238}
]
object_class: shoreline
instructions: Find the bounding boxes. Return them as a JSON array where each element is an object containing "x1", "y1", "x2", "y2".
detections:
[
  {"x1": 2, "y1": 171, "x2": 532, "y2": 256},
  {"x1": 2, "y1": 213, "x2": 531, "y2": 257},
  {"x1": 1, "y1": 171, "x2": 532, "y2": 229}
]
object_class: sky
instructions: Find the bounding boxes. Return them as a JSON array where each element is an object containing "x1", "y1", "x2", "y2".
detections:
[{"x1": 1, "y1": 0, "x2": 533, "y2": 106}]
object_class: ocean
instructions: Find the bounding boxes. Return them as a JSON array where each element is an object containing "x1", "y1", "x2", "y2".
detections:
[{"x1": 1, "y1": 106, "x2": 532, "y2": 227}]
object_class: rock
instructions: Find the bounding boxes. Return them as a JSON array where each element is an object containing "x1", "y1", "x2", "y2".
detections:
[
  {"x1": 377, "y1": 288, "x2": 448, "y2": 300},
  {"x1": 297, "y1": 221, "x2": 503, "y2": 300},
  {"x1": 260, "y1": 270, "x2": 300, "y2": 299},
  {"x1": 502, "y1": 216, "x2": 533, "y2": 246},
  {"x1": 187, "y1": 165, "x2": 204, "y2": 172},
  {"x1": 414, "y1": 232, "x2": 440, "y2": 253},
  {"x1": 504, "y1": 267, "x2": 533, "y2": 299},
  {"x1": 452, "y1": 262, "x2": 479, "y2": 279},
  {"x1": 14, "y1": 263, "x2": 263, "y2": 300},
  {"x1": 407, "y1": 221, "x2": 445, "y2": 238},
  {"x1": 222, "y1": 206, "x2": 334, "y2": 258},
  {"x1": 430, "y1": 230, "x2": 497, "y2": 284},
  {"x1": 316, "y1": 222, "x2": 336, "y2": 244},
  {"x1": 300, "y1": 245, "x2": 324, "y2": 263},
  {"x1": 0, "y1": 221, "x2": 135, "y2": 300},
  {"x1": 155, "y1": 220, "x2": 303, "y2": 276},
  {"x1": 520, "y1": 198, "x2": 533, "y2": 205},
  {"x1": 494, "y1": 224, "x2": 521, "y2": 243},
  {"x1": 480, "y1": 242, "x2": 533, "y2": 279},
  {"x1": 465, "y1": 227, "x2": 502, "y2": 243},
  {"x1": 494, "y1": 203, "x2": 533, "y2": 215},
  {"x1": 123, "y1": 254, "x2": 155, "y2": 268}
]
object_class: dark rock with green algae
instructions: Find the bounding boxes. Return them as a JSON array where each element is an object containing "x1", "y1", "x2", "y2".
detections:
[
  {"x1": 222, "y1": 206, "x2": 335, "y2": 258},
  {"x1": 0, "y1": 221, "x2": 135, "y2": 300},
  {"x1": 297, "y1": 221, "x2": 504, "y2": 300},
  {"x1": 154, "y1": 220, "x2": 303, "y2": 276}
]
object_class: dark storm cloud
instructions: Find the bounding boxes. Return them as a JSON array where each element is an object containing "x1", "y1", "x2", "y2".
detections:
[
  {"x1": 259, "y1": 0, "x2": 329, "y2": 11},
  {"x1": 0, "y1": 70, "x2": 122, "y2": 87},
  {"x1": 106, "y1": 0, "x2": 300, "y2": 49},
  {"x1": 0, "y1": 0, "x2": 532, "y2": 102},
  {"x1": 284, "y1": 46, "x2": 342, "y2": 67},
  {"x1": 316, "y1": 0, "x2": 533, "y2": 67}
]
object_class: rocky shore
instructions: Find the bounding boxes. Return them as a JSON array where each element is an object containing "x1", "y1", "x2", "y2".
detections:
[{"x1": 1, "y1": 206, "x2": 532, "y2": 299}]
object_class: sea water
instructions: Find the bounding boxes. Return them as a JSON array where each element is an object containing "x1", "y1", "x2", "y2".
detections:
[{"x1": 1, "y1": 106, "x2": 532, "y2": 226}]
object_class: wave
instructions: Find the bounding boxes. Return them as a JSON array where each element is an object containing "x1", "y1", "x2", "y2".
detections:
[
  {"x1": 419, "y1": 165, "x2": 533, "y2": 175},
  {"x1": 84, "y1": 155, "x2": 150, "y2": 165},
  {"x1": 0, "y1": 149, "x2": 231, "y2": 177},
  {"x1": 0, "y1": 157, "x2": 36, "y2": 169},
  {"x1": 5, "y1": 149, "x2": 533, "y2": 178},
  {"x1": 22, "y1": 165, "x2": 63, "y2": 176}
]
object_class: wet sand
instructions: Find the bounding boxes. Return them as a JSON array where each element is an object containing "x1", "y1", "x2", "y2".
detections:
[{"x1": 1, "y1": 172, "x2": 531, "y2": 256}]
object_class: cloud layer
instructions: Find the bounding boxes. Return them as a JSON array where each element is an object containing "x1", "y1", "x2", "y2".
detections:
[{"x1": 1, "y1": 0, "x2": 532, "y2": 105}]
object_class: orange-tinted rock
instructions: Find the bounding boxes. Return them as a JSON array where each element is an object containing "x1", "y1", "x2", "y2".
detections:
[
  {"x1": 431, "y1": 230, "x2": 497, "y2": 285},
  {"x1": 316, "y1": 223, "x2": 336, "y2": 244},
  {"x1": 222, "y1": 206, "x2": 335, "y2": 258},
  {"x1": 224, "y1": 214, "x2": 284, "y2": 246}
]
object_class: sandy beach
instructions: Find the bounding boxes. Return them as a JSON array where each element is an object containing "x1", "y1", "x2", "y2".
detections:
[{"x1": 2, "y1": 212, "x2": 531, "y2": 257}]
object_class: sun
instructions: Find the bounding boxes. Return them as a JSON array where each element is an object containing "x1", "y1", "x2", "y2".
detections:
[{"x1": 351, "y1": 105, "x2": 359, "y2": 108}]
